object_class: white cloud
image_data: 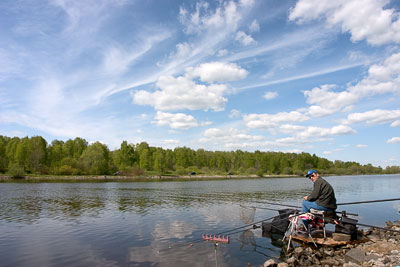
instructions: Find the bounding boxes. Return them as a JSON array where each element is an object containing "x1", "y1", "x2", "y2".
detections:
[
  {"x1": 239, "y1": 0, "x2": 255, "y2": 8},
  {"x1": 249, "y1": 19, "x2": 260, "y2": 32},
  {"x1": 323, "y1": 148, "x2": 344, "y2": 155},
  {"x1": 169, "y1": 42, "x2": 193, "y2": 60},
  {"x1": 217, "y1": 49, "x2": 228, "y2": 57},
  {"x1": 235, "y1": 31, "x2": 256, "y2": 46},
  {"x1": 244, "y1": 111, "x2": 309, "y2": 129},
  {"x1": 153, "y1": 111, "x2": 198, "y2": 130},
  {"x1": 133, "y1": 75, "x2": 228, "y2": 111},
  {"x1": 391, "y1": 120, "x2": 400, "y2": 127},
  {"x1": 0, "y1": 48, "x2": 21, "y2": 81},
  {"x1": 345, "y1": 109, "x2": 400, "y2": 125},
  {"x1": 304, "y1": 53, "x2": 400, "y2": 117},
  {"x1": 179, "y1": 1, "x2": 250, "y2": 34},
  {"x1": 200, "y1": 121, "x2": 213, "y2": 127},
  {"x1": 164, "y1": 139, "x2": 180, "y2": 145},
  {"x1": 229, "y1": 109, "x2": 241, "y2": 118},
  {"x1": 350, "y1": 53, "x2": 400, "y2": 97},
  {"x1": 201, "y1": 127, "x2": 264, "y2": 143},
  {"x1": 102, "y1": 32, "x2": 170, "y2": 75},
  {"x1": 387, "y1": 137, "x2": 400, "y2": 144},
  {"x1": 199, "y1": 126, "x2": 313, "y2": 151},
  {"x1": 289, "y1": 0, "x2": 400, "y2": 45},
  {"x1": 280, "y1": 124, "x2": 356, "y2": 139},
  {"x1": 304, "y1": 84, "x2": 358, "y2": 117},
  {"x1": 356, "y1": 144, "x2": 368, "y2": 148},
  {"x1": 263, "y1": 91, "x2": 278, "y2": 100},
  {"x1": 186, "y1": 61, "x2": 248, "y2": 83},
  {"x1": 132, "y1": 61, "x2": 247, "y2": 113}
]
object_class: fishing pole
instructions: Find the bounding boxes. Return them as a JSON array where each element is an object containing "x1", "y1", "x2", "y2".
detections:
[
  {"x1": 255, "y1": 200, "x2": 301, "y2": 209},
  {"x1": 337, "y1": 197, "x2": 400, "y2": 206},
  {"x1": 252, "y1": 201, "x2": 358, "y2": 216},
  {"x1": 157, "y1": 212, "x2": 291, "y2": 254},
  {"x1": 240, "y1": 204, "x2": 283, "y2": 212},
  {"x1": 356, "y1": 222, "x2": 400, "y2": 233}
]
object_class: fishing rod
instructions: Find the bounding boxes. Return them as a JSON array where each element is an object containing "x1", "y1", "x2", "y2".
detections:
[
  {"x1": 255, "y1": 200, "x2": 301, "y2": 209},
  {"x1": 356, "y1": 222, "x2": 400, "y2": 233},
  {"x1": 240, "y1": 204, "x2": 283, "y2": 212},
  {"x1": 337, "y1": 197, "x2": 400, "y2": 206},
  {"x1": 252, "y1": 201, "x2": 358, "y2": 216},
  {"x1": 157, "y1": 212, "x2": 292, "y2": 254}
]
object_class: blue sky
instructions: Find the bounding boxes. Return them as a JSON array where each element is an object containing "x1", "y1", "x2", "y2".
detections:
[{"x1": 1, "y1": 0, "x2": 400, "y2": 167}]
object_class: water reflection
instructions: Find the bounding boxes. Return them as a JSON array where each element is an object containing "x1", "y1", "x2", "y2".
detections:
[{"x1": 0, "y1": 175, "x2": 399, "y2": 267}]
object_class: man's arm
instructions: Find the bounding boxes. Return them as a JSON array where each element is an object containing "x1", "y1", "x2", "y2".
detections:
[{"x1": 307, "y1": 179, "x2": 321, "y2": 201}]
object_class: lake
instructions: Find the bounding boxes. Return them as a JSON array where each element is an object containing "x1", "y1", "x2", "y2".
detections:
[{"x1": 1, "y1": 175, "x2": 399, "y2": 267}]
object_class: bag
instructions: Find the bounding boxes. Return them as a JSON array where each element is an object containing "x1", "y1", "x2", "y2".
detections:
[
  {"x1": 335, "y1": 223, "x2": 357, "y2": 240},
  {"x1": 262, "y1": 209, "x2": 296, "y2": 234}
]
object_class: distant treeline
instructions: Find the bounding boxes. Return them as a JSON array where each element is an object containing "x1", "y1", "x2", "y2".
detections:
[{"x1": 0, "y1": 135, "x2": 399, "y2": 178}]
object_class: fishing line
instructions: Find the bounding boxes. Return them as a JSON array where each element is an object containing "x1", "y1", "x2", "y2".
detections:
[
  {"x1": 235, "y1": 237, "x2": 281, "y2": 260},
  {"x1": 249, "y1": 201, "x2": 358, "y2": 216},
  {"x1": 241, "y1": 204, "x2": 283, "y2": 212},
  {"x1": 235, "y1": 237, "x2": 281, "y2": 253},
  {"x1": 337, "y1": 197, "x2": 400, "y2": 206},
  {"x1": 254, "y1": 200, "x2": 301, "y2": 209},
  {"x1": 356, "y1": 222, "x2": 400, "y2": 233},
  {"x1": 157, "y1": 212, "x2": 291, "y2": 254}
]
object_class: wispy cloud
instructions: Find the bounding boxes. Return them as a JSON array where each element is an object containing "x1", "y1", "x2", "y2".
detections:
[
  {"x1": 290, "y1": 0, "x2": 400, "y2": 45},
  {"x1": 239, "y1": 63, "x2": 363, "y2": 90}
]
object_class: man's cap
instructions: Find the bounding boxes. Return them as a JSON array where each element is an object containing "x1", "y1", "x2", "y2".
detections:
[{"x1": 306, "y1": 169, "x2": 317, "y2": 177}]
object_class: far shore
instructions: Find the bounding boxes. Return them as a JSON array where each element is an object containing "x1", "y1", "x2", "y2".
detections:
[
  {"x1": 1, "y1": 173, "x2": 396, "y2": 182},
  {"x1": 0, "y1": 174, "x2": 300, "y2": 182}
]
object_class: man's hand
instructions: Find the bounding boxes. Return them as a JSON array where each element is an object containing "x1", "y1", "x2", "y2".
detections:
[{"x1": 304, "y1": 196, "x2": 308, "y2": 201}]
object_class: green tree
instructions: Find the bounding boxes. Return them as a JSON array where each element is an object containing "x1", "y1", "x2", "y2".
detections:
[
  {"x1": 0, "y1": 135, "x2": 9, "y2": 172},
  {"x1": 164, "y1": 149, "x2": 175, "y2": 171},
  {"x1": 48, "y1": 140, "x2": 65, "y2": 172},
  {"x1": 27, "y1": 136, "x2": 48, "y2": 174},
  {"x1": 153, "y1": 148, "x2": 166, "y2": 175},
  {"x1": 64, "y1": 137, "x2": 88, "y2": 159},
  {"x1": 5, "y1": 137, "x2": 20, "y2": 166},
  {"x1": 15, "y1": 137, "x2": 29, "y2": 171},
  {"x1": 80, "y1": 142, "x2": 110, "y2": 175},
  {"x1": 195, "y1": 149, "x2": 208, "y2": 168},
  {"x1": 113, "y1": 141, "x2": 136, "y2": 169},
  {"x1": 174, "y1": 147, "x2": 194, "y2": 168},
  {"x1": 139, "y1": 148, "x2": 151, "y2": 171}
]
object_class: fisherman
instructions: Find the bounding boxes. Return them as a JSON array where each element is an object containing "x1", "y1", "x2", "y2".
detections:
[{"x1": 302, "y1": 169, "x2": 337, "y2": 214}]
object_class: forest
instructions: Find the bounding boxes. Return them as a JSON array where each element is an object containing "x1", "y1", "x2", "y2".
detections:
[{"x1": 1, "y1": 135, "x2": 399, "y2": 178}]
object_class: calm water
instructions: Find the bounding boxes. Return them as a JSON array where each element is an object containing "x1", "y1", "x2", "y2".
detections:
[{"x1": 1, "y1": 175, "x2": 399, "y2": 267}]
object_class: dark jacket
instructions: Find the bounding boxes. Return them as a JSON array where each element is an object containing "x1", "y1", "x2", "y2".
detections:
[{"x1": 308, "y1": 177, "x2": 337, "y2": 210}]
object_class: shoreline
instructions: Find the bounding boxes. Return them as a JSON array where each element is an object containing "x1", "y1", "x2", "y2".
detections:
[
  {"x1": 1, "y1": 173, "x2": 399, "y2": 182},
  {"x1": 0, "y1": 174, "x2": 300, "y2": 182}
]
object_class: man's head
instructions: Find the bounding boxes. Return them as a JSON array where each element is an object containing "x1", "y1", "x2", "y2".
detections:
[{"x1": 306, "y1": 169, "x2": 318, "y2": 181}]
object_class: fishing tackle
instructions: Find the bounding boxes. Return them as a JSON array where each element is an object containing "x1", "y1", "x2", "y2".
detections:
[{"x1": 202, "y1": 234, "x2": 229, "y2": 244}]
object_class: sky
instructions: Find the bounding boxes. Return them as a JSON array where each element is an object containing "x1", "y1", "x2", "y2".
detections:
[{"x1": 1, "y1": 0, "x2": 400, "y2": 168}]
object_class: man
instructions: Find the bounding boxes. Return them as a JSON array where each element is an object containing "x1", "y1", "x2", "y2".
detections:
[{"x1": 302, "y1": 169, "x2": 337, "y2": 213}]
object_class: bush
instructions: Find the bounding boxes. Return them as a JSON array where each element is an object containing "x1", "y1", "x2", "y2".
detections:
[
  {"x1": 256, "y1": 169, "x2": 264, "y2": 177},
  {"x1": 119, "y1": 167, "x2": 145, "y2": 176},
  {"x1": 56, "y1": 165, "x2": 80, "y2": 175},
  {"x1": 8, "y1": 164, "x2": 25, "y2": 178}
]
